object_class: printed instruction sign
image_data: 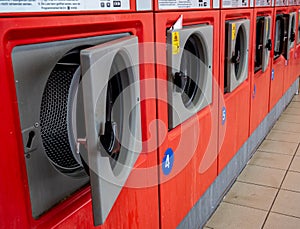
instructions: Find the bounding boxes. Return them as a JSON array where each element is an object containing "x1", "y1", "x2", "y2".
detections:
[
  {"x1": 222, "y1": 0, "x2": 248, "y2": 7},
  {"x1": 158, "y1": 0, "x2": 210, "y2": 9},
  {"x1": 255, "y1": 0, "x2": 272, "y2": 6},
  {"x1": 0, "y1": 0, "x2": 130, "y2": 13},
  {"x1": 275, "y1": 0, "x2": 285, "y2": 6}
]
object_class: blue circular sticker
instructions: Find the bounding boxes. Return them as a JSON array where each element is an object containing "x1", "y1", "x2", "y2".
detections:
[
  {"x1": 162, "y1": 148, "x2": 174, "y2": 176},
  {"x1": 253, "y1": 84, "x2": 256, "y2": 98},
  {"x1": 222, "y1": 107, "x2": 226, "y2": 126}
]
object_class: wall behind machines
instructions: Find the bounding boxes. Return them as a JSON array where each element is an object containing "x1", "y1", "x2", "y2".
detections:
[{"x1": 0, "y1": 0, "x2": 300, "y2": 228}]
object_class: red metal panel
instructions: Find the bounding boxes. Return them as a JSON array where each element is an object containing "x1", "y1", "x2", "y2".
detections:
[
  {"x1": 155, "y1": 10, "x2": 219, "y2": 229},
  {"x1": 269, "y1": 7, "x2": 288, "y2": 111},
  {"x1": 218, "y1": 9, "x2": 252, "y2": 174},
  {"x1": 295, "y1": 8, "x2": 300, "y2": 80},
  {"x1": 0, "y1": 13, "x2": 159, "y2": 229},
  {"x1": 283, "y1": 6, "x2": 298, "y2": 93},
  {"x1": 249, "y1": 8, "x2": 274, "y2": 135}
]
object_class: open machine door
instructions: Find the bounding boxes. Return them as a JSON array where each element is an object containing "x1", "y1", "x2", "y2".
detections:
[
  {"x1": 288, "y1": 12, "x2": 296, "y2": 51},
  {"x1": 12, "y1": 35, "x2": 141, "y2": 226},
  {"x1": 298, "y1": 10, "x2": 300, "y2": 44},
  {"x1": 274, "y1": 14, "x2": 289, "y2": 60},
  {"x1": 225, "y1": 19, "x2": 250, "y2": 93},
  {"x1": 167, "y1": 25, "x2": 213, "y2": 129},
  {"x1": 81, "y1": 36, "x2": 142, "y2": 225},
  {"x1": 255, "y1": 16, "x2": 272, "y2": 73}
]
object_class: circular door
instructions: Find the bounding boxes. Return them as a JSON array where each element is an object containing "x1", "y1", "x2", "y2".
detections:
[
  {"x1": 290, "y1": 13, "x2": 296, "y2": 47},
  {"x1": 180, "y1": 34, "x2": 206, "y2": 109},
  {"x1": 298, "y1": 11, "x2": 300, "y2": 43},
  {"x1": 168, "y1": 25, "x2": 213, "y2": 130},
  {"x1": 40, "y1": 47, "x2": 135, "y2": 178},
  {"x1": 274, "y1": 15, "x2": 284, "y2": 59},
  {"x1": 255, "y1": 17, "x2": 264, "y2": 72},
  {"x1": 233, "y1": 25, "x2": 247, "y2": 81},
  {"x1": 99, "y1": 51, "x2": 132, "y2": 176}
]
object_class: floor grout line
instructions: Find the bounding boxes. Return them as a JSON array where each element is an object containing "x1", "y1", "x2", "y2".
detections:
[
  {"x1": 259, "y1": 138, "x2": 300, "y2": 144},
  {"x1": 280, "y1": 188, "x2": 300, "y2": 195},
  {"x1": 257, "y1": 149, "x2": 296, "y2": 157},
  {"x1": 242, "y1": 163, "x2": 291, "y2": 171},
  {"x1": 236, "y1": 180, "x2": 280, "y2": 190},
  {"x1": 279, "y1": 112, "x2": 300, "y2": 116},
  {"x1": 222, "y1": 200, "x2": 271, "y2": 212},
  {"x1": 265, "y1": 139, "x2": 300, "y2": 144},
  {"x1": 270, "y1": 211, "x2": 300, "y2": 220},
  {"x1": 247, "y1": 163, "x2": 290, "y2": 171},
  {"x1": 279, "y1": 119, "x2": 300, "y2": 124}
]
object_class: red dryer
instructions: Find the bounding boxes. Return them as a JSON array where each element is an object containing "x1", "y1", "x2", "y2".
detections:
[
  {"x1": 0, "y1": 2, "x2": 158, "y2": 228},
  {"x1": 154, "y1": 6, "x2": 219, "y2": 229},
  {"x1": 218, "y1": 2, "x2": 253, "y2": 172},
  {"x1": 249, "y1": 0, "x2": 274, "y2": 134},
  {"x1": 270, "y1": 2, "x2": 290, "y2": 110}
]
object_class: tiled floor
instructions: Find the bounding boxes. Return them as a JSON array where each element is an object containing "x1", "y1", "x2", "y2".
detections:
[{"x1": 205, "y1": 94, "x2": 300, "y2": 229}]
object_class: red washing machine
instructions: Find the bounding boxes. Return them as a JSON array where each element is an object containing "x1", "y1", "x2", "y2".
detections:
[
  {"x1": 249, "y1": 0, "x2": 274, "y2": 134},
  {"x1": 270, "y1": 2, "x2": 290, "y2": 110},
  {"x1": 0, "y1": 1, "x2": 159, "y2": 228},
  {"x1": 218, "y1": 0, "x2": 253, "y2": 172},
  {"x1": 285, "y1": 1, "x2": 299, "y2": 89},
  {"x1": 154, "y1": 4, "x2": 219, "y2": 228},
  {"x1": 295, "y1": 3, "x2": 300, "y2": 77}
]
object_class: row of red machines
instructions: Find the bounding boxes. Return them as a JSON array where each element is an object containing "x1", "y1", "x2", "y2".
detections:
[{"x1": 0, "y1": 0, "x2": 299, "y2": 228}]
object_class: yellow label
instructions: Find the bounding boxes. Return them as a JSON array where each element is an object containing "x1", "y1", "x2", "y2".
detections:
[
  {"x1": 266, "y1": 20, "x2": 268, "y2": 32},
  {"x1": 232, "y1": 23, "x2": 236, "y2": 40},
  {"x1": 298, "y1": 13, "x2": 300, "y2": 21},
  {"x1": 172, "y1": 32, "x2": 180, "y2": 55}
]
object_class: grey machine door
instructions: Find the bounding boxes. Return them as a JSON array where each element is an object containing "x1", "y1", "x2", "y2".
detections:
[
  {"x1": 274, "y1": 14, "x2": 289, "y2": 60},
  {"x1": 225, "y1": 19, "x2": 250, "y2": 93},
  {"x1": 167, "y1": 25, "x2": 213, "y2": 130},
  {"x1": 12, "y1": 35, "x2": 141, "y2": 226},
  {"x1": 80, "y1": 36, "x2": 142, "y2": 225},
  {"x1": 288, "y1": 12, "x2": 296, "y2": 51},
  {"x1": 255, "y1": 16, "x2": 272, "y2": 73},
  {"x1": 298, "y1": 10, "x2": 300, "y2": 44}
]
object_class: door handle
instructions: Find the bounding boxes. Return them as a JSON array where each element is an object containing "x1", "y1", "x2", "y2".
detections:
[{"x1": 266, "y1": 39, "x2": 272, "y2": 51}]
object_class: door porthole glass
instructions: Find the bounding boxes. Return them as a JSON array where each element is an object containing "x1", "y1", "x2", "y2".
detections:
[
  {"x1": 233, "y1": 25, "x2": 247, "y2": 80},
  {"x1": 180, "y1": 34, "x2": 206, "y2": 109},
  {"x1": 255, "y1": 17, "x2": 264, "y2": 72}
]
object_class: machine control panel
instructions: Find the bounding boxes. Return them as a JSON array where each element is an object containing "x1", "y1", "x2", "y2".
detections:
[
  {"x1": 222, "y1": 0, "x2": 248, "y2": 7},
  {"x1": 0, "y1": 0, "x2": 130, "y2": 13},
  {"x1": 158, "y1": 0, "x2": 210, "y2": 9}
]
